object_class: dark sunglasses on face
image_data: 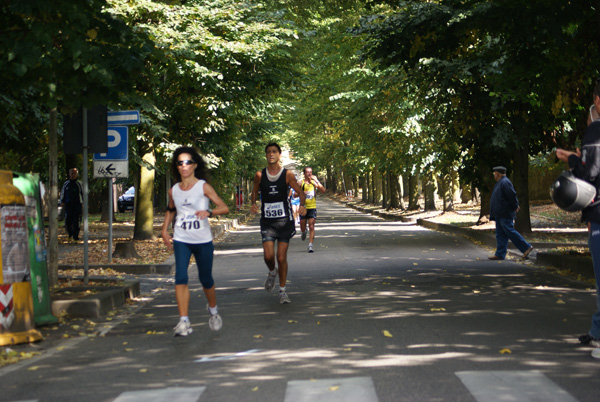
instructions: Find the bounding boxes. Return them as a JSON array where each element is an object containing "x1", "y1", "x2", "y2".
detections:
[{"x1": 177, "y1": 159, "x2": 195, "y2": 166}]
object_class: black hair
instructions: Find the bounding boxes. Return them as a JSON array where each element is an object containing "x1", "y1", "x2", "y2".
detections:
[
  {"x1": 170, "y1": 146, "x2": 210, "y2": 183},
  {"x1": 265, "y1": 142, "x2": 281, "y2": 153},
  {"x1": 303, "y1": 166, "x2": 312, "y2": 174}
]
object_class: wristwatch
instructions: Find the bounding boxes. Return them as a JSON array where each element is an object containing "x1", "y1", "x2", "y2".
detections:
[{"x1": 207, "y1": 208, "x2": 213, "y2": 217}]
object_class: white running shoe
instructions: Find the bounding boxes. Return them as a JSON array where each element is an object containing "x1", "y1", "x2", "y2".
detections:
[
  {"x1": 265, "y1": 270, "x2": 277, "y2": 292},
  {"x1": 174, "y1": 320, "x2": 192, "y2": 337},
  {"x1": 206, "y1": 304, "x2": 222, "y2": 331},
  {"x1": 301, "y1": 231, "x2": 307, "y2": 241},
  {"x1": 279, "y1": 291, "x2": 291, "y2": 304},
  {"x1": 308, "y1": 244, "x2": 314, "y2": 253}
]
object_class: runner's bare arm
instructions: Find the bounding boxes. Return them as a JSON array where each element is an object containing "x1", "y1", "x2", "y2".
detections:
[
  {"x1": 161, "y1": 188, "x2": 175, "y2": 250},
  {"x1": 250, "y1": 170, "x2": 262, "y2": 214},
  {"x1": 198, "y1": 183, "x2": 229, "y2": 219}
]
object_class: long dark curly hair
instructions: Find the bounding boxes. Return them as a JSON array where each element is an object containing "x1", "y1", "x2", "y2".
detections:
[{"x1": 170, "y1": 146, "x2": 210, "y2": 183}]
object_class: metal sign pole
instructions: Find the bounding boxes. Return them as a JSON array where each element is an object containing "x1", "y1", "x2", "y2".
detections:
[
  {"x1": 82, "y1": 107, "x2": 89, "y2": 285},
  {"x1": 108, "y1": 178, "x2": 113, "y2": 263}
]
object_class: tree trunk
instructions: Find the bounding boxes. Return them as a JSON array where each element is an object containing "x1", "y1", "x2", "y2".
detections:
[
  {"x1": 438, "y1": 173, "x2": 454, "y2": 211},
  {"x1": 423, "y1": 171, "x2": 437, "y2": 211},
  {"x1": 134, "y1": 151, "x2": 156, "y2": 240},
  {"x1": 408, "y1": 173, "x2": 420, "y2": 210},
  {"x1": 48, "y1": 108, "x2": 59, "y2": 287},
  {"x1": 368, "y1": 171, "x2": 374, "y2": 204},
  {"x1": 113, "y1": 240, "x2": 141, "y2": 259},
  {"x1": 382, "y1": 171, "x2": 388, "y2": 209},
  {"x1": 478, "y1": 159, "x2": 496, "y2": 225},
  {"x1": 513, "y1": 142, "x2": 532, "y2": 233},
  {"x1": 460, "y1": 183, "x2": 473, "y2": 204},
  {"x1": 398, "y1": 174, "x2": 405, "y2": 209},
  {"x1": 362, "y1": 174, "x2": 368, "y2": 202},
  {"x1": 373, "y1": 169, "x2": 382, "y2": 205},
  {"x1": 389, "y1": 171, "x2": 400, "y2": 209}
]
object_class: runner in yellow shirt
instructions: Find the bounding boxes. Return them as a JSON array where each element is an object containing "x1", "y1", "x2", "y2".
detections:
[{"x1": 299, "y1": 167, "x2": 325, "y2": 253}]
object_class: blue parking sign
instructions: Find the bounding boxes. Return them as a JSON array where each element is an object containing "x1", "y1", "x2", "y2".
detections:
[{"x1": 93, "y1": 126, "x2": 128, "y2": 160}]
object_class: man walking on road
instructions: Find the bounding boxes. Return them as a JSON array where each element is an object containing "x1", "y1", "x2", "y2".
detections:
[
  {"x1": 488, "y1": 166, "x2": 533, "y2": 261},
  {"x1": 299, "y1": 166, "x2": 325, "y2": 253},
  {"x1": 251, "y1": 143, "x2": 306, "y2": 304}
]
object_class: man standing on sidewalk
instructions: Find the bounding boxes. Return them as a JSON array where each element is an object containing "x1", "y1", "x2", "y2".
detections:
[
  {"x1": 251, "y1": 143, "x2": 306, "y2": 304},
  {"x1": 60, "y1": 168, "x2": 83, "y2": 241},
  {"x1": 299, "y1": 167, "x2": 325, "y2": 253},
  {"x1": 488, "y1": 166, "x2": 533, "y2": 261}
]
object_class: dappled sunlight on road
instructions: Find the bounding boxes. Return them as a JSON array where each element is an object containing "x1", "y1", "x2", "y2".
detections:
[{"x1": 214, "y1": 247, "x2": 264, "y2": 256}]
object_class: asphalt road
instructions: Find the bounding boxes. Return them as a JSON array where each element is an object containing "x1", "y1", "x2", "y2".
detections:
[{"x1": 2, "y1": 197, "x2": 599, "y2": 402}]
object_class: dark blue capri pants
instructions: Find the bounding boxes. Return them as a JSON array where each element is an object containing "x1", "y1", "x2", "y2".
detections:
[{"x1": 173, "y1": 240, "x2": 215, "y2": 289}]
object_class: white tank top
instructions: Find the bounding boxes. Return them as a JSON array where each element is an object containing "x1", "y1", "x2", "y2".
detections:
[{"x1": 172, "y1": 180, "x2": 212, "y2": 244}]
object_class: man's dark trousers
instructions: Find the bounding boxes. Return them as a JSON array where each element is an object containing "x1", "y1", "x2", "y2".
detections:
[{"x1": 65, "y1": 203, "x2": 81, "y2": 240}]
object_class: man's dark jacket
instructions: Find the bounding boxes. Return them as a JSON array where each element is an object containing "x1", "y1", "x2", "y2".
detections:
[
  {"x1": 489, "y1": 176, "x2": 518, "y2": 221},
  {"x1": 569, "y1": 120, "x2": 600, "y2": 223}
]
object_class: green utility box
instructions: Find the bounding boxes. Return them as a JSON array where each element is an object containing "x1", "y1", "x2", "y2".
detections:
[{"x1": 12, "y1": 172, "x2": 57, "y2": 326}]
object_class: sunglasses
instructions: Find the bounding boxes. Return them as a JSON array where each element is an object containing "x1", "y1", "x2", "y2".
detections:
[{"x1": 177, "y1": 159, "x2": 195, "y2": 166}]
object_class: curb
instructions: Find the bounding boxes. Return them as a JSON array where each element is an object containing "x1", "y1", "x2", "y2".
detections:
[
  {"x1": 51, "y1": 279, "x2": 140, "y2": 318},
  {"x1": 337, "y1": 197, "x2": 594, "y2": 280}
]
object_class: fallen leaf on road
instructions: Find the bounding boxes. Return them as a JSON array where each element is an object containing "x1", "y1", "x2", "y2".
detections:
[
  {"x1": 254, "y1": 334, "x2": 263, "y2": 338},
  {"x1": 252, "y1": 386, "x2": 259, "y2": 392},
  {"x1": 556, "y1": 299, "x2": 566, "y2": 304},
  {"x1": 499, "y1": 348, "x2": 512, "y2": 354},
  {"x1": 288, "y1": 320, "x2": 297, "y2": 324},
  {"x1": 329, "y1": 386, "x2": 339, "y2": 392},
  {"x1": 430, "y1": 308, "x2": 446, "y2": 312},
  {"x1": 27, "y1": 366, "x2": 40, "y2": 371},
  {"x1": 144, "y1": 314, "x2": 154, "y2": 318},
  {"x1": 383, "y1": 330, "x2": 393, "y2": 338},
  {"x1": 139, "y1": 368, "x2": 148, "y2": 373}
]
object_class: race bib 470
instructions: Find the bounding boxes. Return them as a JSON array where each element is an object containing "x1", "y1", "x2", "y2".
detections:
[{"x1": 177, "y1": 214, "x2": 206, "y2": 231}]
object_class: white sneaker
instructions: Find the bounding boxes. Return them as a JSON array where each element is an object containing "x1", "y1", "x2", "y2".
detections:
[
  {"x1": 279, "y1": 291, "x2": 291, "y2": 304},
  {"x1": 206, "y1": 304, "x2": 222, "y2": 331},
  {"x1": 308, "y1": 244, "x2": 314, "y2": 253},
  {"x1": 592, "y1": 348, "x2": 600, "y2": 359},
  {"x1": 301, "y1": 231, "x2": 306, "y2": 241},
  {"x1": 174, "y1": 320, "x2": 192, "y2": 337},
  {"x1": 265, "y1": 270, "x2": 277, "y2": 292}
]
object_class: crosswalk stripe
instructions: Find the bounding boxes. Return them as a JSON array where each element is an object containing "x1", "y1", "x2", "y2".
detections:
[
  {"x1": 284, "y1": 376, "x2": 378, "y2": 402},
  {"x1": 112, "y1": 386, "x2": 206, "y2": 402},
  {"x1": 456, "y1": 371, "x2": 578, "y2": 402}
]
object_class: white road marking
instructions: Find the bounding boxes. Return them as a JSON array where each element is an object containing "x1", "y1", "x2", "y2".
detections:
[
  {"x1": 456, "y1": 371, "x2": 578, "y2": 402},
  {"x1": 284, "y1": 376, "x2": 378, "y2": 402},
  {"x1": 113, "y1": 386, "x2": 206, "y2": 402}
]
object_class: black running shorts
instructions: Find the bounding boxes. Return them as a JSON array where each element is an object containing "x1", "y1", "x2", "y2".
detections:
[
  {"x1": 260, "y1": 218, "x2": 296, "y2": 243},
  {"x1": 300, "y1": 208, "x2": 317, "y2": 220}
]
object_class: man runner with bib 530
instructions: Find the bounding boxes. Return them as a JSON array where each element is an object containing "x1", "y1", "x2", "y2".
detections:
[
  {"x1": 251, "y1": 143, "x2": 306, "y2": 304},
  {"x1": 299, "y1": 166, "x2": 325, "y2": 253}
]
